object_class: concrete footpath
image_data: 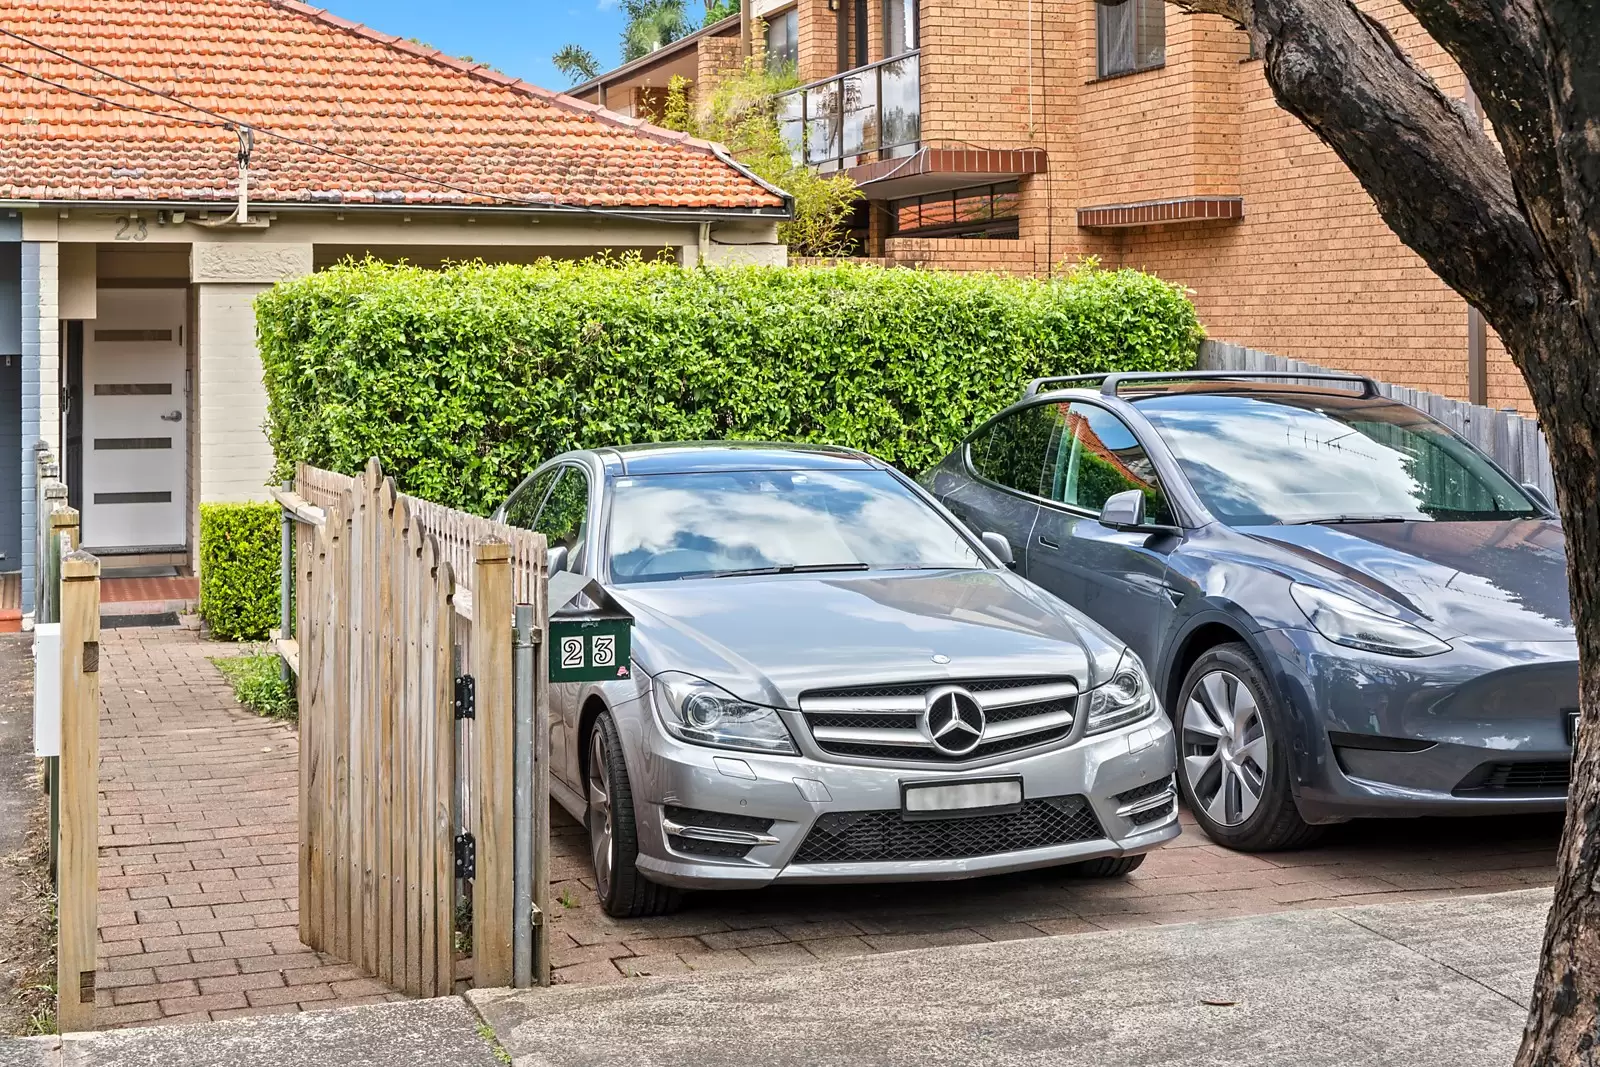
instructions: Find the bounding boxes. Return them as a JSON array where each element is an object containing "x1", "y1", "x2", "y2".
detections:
[{"x1": 3, "y1": 888, "x2": 1551, "y2": 1067}]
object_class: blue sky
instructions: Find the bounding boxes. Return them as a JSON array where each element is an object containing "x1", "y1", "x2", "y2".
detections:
[{"x1": 322, "y1": 0, "x2": 632, "y2": 90}]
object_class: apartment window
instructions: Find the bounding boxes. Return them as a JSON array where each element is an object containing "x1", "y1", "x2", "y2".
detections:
[
  {"x1": 1096, "y1": 0, "x2": 1165, "y2": 78},
  {"x1": 765, "y1": 7, "x2": 799, "y2": 73},
  {"x1": 884, "y1": 0, "x2": 918, "y2": 57},
  {"x1": 891, "y1": 182, "x2": 1020, "y2": 239}
]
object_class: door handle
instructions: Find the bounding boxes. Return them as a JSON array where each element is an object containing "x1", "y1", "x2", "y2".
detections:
[
  {"x1": 161, "y1": 409, "x2": 183, "y2": 422},
  {"x1": 1037, "y1": 535, "x2": 1061, "y2": 550}
]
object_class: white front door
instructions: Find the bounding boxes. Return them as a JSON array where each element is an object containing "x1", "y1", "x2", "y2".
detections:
[{"x1": 82, "y1": 289, "x2": 188, "y2": 551}]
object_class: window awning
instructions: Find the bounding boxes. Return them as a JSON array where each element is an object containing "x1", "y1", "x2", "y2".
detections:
[{"x1": 850, "y1": 147, "x2": 1047, "y2": 201}]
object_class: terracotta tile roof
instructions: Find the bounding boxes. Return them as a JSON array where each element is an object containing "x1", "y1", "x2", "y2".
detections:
[{"x1": 0, "y1": 0, "x2": 787, "y2": 212}]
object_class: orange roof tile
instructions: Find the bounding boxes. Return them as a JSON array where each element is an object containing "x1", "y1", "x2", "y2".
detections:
[{"x1": 0, "y1": 0, "x2": 787, "y2": 212}]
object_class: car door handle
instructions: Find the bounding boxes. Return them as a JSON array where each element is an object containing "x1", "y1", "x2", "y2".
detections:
[{"x1": 1037, "y1": 535, "x2": 1060, "y2": 550}]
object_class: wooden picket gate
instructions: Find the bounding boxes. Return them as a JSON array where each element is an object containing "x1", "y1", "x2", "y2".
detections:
[{"x1": 279, "y1": 459, "x2": 550, "y2": 998}]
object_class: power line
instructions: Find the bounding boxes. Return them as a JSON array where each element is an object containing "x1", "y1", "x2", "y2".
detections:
[{"x1": 0, "y1": 59, "x2": 227, "y2": 130}]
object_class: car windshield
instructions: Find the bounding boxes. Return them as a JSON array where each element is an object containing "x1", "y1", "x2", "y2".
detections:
[
  {"x1": 606, "y1": 468, "x2": 986, "y2": 583},
  {"x1": 1135, "y1": 392, "x2": 1541, "y2": 526}
]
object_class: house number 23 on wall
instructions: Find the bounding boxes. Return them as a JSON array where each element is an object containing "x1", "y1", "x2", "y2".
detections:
[{"x1": 115, "y1": 216, "x2": 149, "y2": 241}]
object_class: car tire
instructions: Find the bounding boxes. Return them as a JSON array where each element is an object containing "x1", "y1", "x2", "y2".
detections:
[
  {"x1": 587, "y1": 712, "x2": 682, "y2": 918},
  {"x1": 1174, "y1": 643, "x2": 1324, "y2": 852},
  {"x1": 1067, "y1": 853, "x2": 1146, "y2": 878}
]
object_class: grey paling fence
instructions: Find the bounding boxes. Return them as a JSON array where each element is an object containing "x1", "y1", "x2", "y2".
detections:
[
  {"x1": 275, "y1": 458, "x2": 551, "y2": 998},
  {"x1": 1200, "y1": 340, "x2": 1557, "y2": 504}
]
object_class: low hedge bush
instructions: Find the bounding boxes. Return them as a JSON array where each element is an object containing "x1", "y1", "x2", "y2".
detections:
[
  {"x1": 199, "y1": 502, "x2": 280, "y2": 641},
  {"x1": 257, "y1": 258, "x2": 1202, "y2": 515}
]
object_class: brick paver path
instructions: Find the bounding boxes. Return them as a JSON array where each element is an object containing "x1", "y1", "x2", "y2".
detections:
[
  {"x1": 95, "y1": 628, "x2": 1562, "y2": 1014},
  {"x1": 96, "y1": 628, "x2": 402, "y2": 1028}
]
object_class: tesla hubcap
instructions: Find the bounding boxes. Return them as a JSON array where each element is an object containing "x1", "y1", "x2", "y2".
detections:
[
  {"x1": 1182, "y1": 670, "x2": 1269, "y2": 828},
  {"x1": 588, "y1": 733, "x2": 615, "y2": 897}
]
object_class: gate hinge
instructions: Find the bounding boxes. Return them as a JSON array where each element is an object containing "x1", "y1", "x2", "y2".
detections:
[
  {"x1": 454, "y1": 674, "x2": 475, "y2": 720},
  {"x1": 454, "y1": 832, "x2": 476, "y2": 880}
]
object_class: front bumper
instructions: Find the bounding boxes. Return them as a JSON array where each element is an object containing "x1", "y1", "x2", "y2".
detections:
[
  {"x1": 1258, "y1": 627, "x2": 1578, "y2": 824},
  {"x1": 630, "y1": 714, "x2": 1180, "y2": 891}
]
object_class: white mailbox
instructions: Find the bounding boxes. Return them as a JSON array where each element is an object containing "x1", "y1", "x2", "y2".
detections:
[{"x1": 33, "y1": 622, "x2": 61, "y2": 758}]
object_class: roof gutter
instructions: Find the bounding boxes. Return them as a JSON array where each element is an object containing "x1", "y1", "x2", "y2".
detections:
[{"x1": 0, "y1": 197, "x2": 791, "y2": 224}]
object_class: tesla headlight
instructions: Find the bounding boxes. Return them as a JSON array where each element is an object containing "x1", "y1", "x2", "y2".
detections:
[
  {"x1": 1083, "y1": 652, "x2": 1157, "y2": 735},
  {"x1": 1290, "y1": 583, "x2": 1450, "y2": 657},
  {"x1": 651, "y1": 672, "x2": 798, "y2": 755}
]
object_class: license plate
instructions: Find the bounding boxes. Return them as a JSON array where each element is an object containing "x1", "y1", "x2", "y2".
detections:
[
  {"x1": 901, "y1": 777, "x2": 1023, "y2": 821},
  {"x1": 1566, "y1": 708, "x2": 1581, "y2": 746}
]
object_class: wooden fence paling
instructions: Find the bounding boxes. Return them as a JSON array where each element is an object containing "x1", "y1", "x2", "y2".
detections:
[
  {"x1": 473, "y1": 541, "x2": 515, "y2": 989},
  {"x1": 57, "y1": 551, "x2": 100, "y2": 1034}
]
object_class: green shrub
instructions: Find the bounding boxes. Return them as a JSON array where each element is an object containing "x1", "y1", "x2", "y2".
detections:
[
  {"x1": 257, "y1": 258, "x2": 1202, "y2": 515},
  {"x1": 212, "y1": 652, "x2": 298, "y2": 723},
  {"x1": 199, "y1": 503, "x2": 280, "y2": 641}
]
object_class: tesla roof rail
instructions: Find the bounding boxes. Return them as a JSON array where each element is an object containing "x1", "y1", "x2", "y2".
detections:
[{"x1": 1023, "y1": 370, "x2": 1381, "y2": 399}]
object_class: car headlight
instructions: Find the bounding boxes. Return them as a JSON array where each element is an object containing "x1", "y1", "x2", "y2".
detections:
[
  {"x1": 1290, "y1": 583, "x2": 1450, "y2": 657},
  {"x1": 651, "y1": 672, "x2": 798, "y2": 755},
  {"x1": 1083, "y1": 651, "x2": 1157, "y2": 735}
]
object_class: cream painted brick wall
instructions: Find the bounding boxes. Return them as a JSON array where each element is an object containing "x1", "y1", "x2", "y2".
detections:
[{"x1": 196, "y1": 283, "x2": 276, "y2": 503}]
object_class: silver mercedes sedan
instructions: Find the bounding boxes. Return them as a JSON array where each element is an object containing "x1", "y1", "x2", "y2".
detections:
[{"x1": 494, "y1": 442, "x2": 1180, "y2": 917}]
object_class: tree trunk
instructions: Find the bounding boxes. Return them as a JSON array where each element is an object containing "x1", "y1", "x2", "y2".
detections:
[
  {"x1": 1512, "y1": 310, "x2": 1600, "y2": 1067},
  {"x1": 1156, "y1": 0, "x2": 1600, "y2": 1059}
]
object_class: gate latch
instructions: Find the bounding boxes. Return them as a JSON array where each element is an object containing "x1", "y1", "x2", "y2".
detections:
[
  {"x1": 454, "y1": 833, "x2": 476, "y2": 880},
  {"x1": 454, "y1": 674, "x2": 475, "y2": 720}
]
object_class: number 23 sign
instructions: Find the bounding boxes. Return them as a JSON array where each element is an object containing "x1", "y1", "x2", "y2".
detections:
[{"x1": 549, "y1": 617, "x2": 632, "y2": 683}]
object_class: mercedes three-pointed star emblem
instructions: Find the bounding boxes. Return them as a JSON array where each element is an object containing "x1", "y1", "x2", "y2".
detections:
[{"x1": 923, "y1": 685, "x2": 985, "y2": 756}]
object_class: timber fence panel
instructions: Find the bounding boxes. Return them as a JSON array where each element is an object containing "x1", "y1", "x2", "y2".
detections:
[{"x1": 290, "y1": 459, "x2": 544, "y2": 998}]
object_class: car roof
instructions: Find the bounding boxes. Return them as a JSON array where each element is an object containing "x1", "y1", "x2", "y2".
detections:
[{"x1": 594, "y1": 441, "x2": 879, "y2": 476}]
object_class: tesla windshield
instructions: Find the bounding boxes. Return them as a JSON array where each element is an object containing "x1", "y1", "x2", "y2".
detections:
[
  {"x1": 606, "y1": 468, "x2": 986, "y2": 583},
  {"x1": 1136, "y1": 393, "x2": 1541, "y2": 526}
]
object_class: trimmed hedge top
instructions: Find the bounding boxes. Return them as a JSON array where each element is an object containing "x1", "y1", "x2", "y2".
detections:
[{"x1": 257, "y1": 258, "x2": 1202, "y2": 515}]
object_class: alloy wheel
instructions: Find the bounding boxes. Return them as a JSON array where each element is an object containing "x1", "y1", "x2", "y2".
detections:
[
  {"x1": 588, "y1": 732, "x2": 615, "y2": 899},
  {"x1": 1181, "y1": 669, "x2": 1270, "y2": 827}
]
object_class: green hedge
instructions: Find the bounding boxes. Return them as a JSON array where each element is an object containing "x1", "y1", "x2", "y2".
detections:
[
  {"x1": 199, "y1": 503, "x2": 280, "y2": 641},
  {"x1": 257, "y1": 259, "x2": 1202, "y2": 515}
]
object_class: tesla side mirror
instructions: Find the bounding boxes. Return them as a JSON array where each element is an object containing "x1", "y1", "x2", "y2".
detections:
[
  {"x1": 980, "y1": 531, "x2": 1016, "y2": 569},
  {"x1": 1100, "y1": 489, "x2": 1147, "y2": 530},
  {"x1": 1522, "y1": 483, "x2": 1555, "y2": 515},
  {"x1": 547, "y1": 545, "x2": 569, "y2": 576}
]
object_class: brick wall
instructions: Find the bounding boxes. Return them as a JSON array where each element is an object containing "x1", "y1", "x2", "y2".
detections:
[
  {"x1": 1099, "y1": 2, "x2": 1531, "y2": 412},
  {"x1": 858, "y1": 0, "x2": 1531, "y2": 412}
]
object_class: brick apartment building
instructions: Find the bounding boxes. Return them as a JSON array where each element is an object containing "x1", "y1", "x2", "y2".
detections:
[{"x1": 572, "y1": 0, "x2": 1528, "y2": 412}]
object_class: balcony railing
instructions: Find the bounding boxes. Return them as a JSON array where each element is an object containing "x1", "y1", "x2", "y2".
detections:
[{"x1": 776, "y1": 51, "x2": 921, "y2": 173}]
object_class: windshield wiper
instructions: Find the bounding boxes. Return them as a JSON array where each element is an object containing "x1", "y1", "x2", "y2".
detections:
[
  {"x1": 1286, "y1": 515, "x2": 1413, "y2": 526},
  {"x1": 691, "y1": 562, "x2": 873, "y2": 580}
]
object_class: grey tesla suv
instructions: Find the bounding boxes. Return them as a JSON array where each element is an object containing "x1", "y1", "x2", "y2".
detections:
[
  {"x1": 921, "y1": 372, "x2": 1577, "y2": 851},
  {"x1": 493, "y1": 443, "x2": 1180, "y2": 917}
]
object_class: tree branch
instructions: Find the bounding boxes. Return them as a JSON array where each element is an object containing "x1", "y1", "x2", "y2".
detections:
[{"x1": 1396, "y1": 0, "x2": 1578, "y2": 291}]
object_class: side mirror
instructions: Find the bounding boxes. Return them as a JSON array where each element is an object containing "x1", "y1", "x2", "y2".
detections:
[
  {"x1": 547, "y1": 544, "x2": 569, "y2": 577},
  {"x1": 1100, "y1": 489, "x2": 1147, "y2": 530},
  {"x1": 1522, "y1": 483, "x2": 1555, "y2": 515},
  {"x1": 980, "y1": 531, "x2": 1016, "y2": 569}
]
